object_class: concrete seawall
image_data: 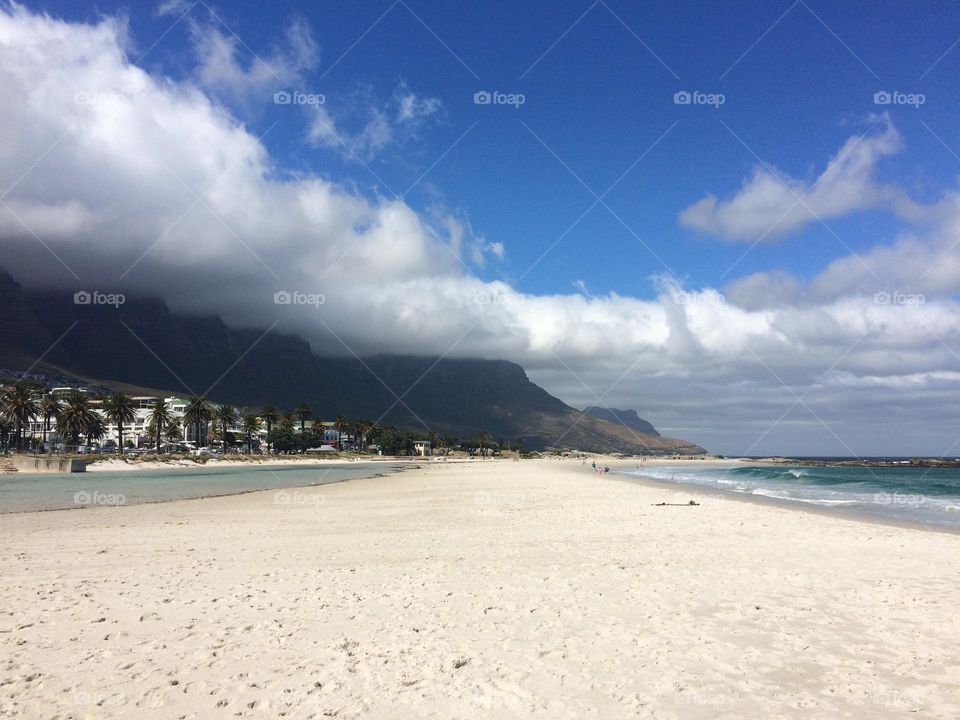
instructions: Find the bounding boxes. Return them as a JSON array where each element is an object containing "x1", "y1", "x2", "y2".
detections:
[{"x1": 5, "y1": 456, "x2": 87, "y2": 473}]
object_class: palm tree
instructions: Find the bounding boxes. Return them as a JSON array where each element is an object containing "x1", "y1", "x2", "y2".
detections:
[
  {"x1": 350, "y1": 421, "x2": 365, "y2": 451},
  {"x1": 0, "y1": 418, "x2": 11, "y2": 451},
  {"x1": 146, "y1": 398, "x2": 173, "y2": 453},
  {"x1": 260, "y1": 405, "x2": 279, "y2": 453},
  {"x1": 183, "y1": 395, "x2": 213, "y2": 447},
  {"x1": 102, "y1": 392, "x2": 137, "y2": 454},
  {"x1": 56, "y1": 391, "x2": 102, "y2": 450},
  {"x1": 214, "y1": 404, "x2": 236, "y2": 454},
  {"x1": 0, "y1": 383, "x2": 40, "y2": 453},
  {"x1": 279, "y1": 412, "x2": 295, "y2": 431},
  {"x1": 334, "y1": 415, "x2": 350, "y2": 450},
  {"x1": 207, "y1": 426, "x2": 222, "y2": 447},
  {"x1": 85, "y1": 413, "x2": 106, "y2": 447},
  {"x1": 38, "y1": 392, "x2": 62, "y2": 453},
  {"x1": 242, "y1": 412, "x2": 261, "y2": 453},
  {"x1": 356, "y1": 420, "x2": 374, "y2": 452},
  {"x1": 477, "y1": 431, "x2": 491, "y2": 459},
  {"x1": 163, "y1": 418, "x2": 183, "y2": 446},
  {"x1": 295, "y1": 403, "x2": 311, "y2": 432},
  {"x1": 440, "y1": 432, "x2": 458, "y2": 454}
]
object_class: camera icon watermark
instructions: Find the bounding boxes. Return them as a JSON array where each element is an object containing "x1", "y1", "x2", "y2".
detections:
[
  {"x1": 473, "y1": 490, "x2": 526, "y2": 509},
  {"x1": 73, "y1": 290, "x2": 125, "y2": 308},
  {"x1": 673, "y1": 90, "x2": 725, "y2": 108},
  {"x1": 73, "y1": 691, "x2": 125, "y2": 707},
  {"x1": 73, "y1": 91, "x2": 127, "y2": 106},
  {"x1": 473, "y1": 90, "x2": 526, "y2": 108},
  {"x1": 873, "y1": 90, "x2": 925, "y2": 108},
  {"x1": 273, "y1": 90, "x2": 325, "y2": 106},
  {"x1": 673, "y1": 691, "x2": 725, "y2": 707},
  {"x1": 674, "y1": 291, "x2": 725, "y2": 306},
  {"x1": 874, "y1": 491, "x2": 926, "y2": 508},
  {"x1": 871, "y1": 690, "x2": 926, "y2": 710},
  {"x1": 273, "y1": 290, "x2": 326, "y2": 308},
  {"x1": 273, "y1": 490, "x2": 325, "y2": 506},
  {"x1": 74, "y1": 490, "x2": 125, "y2": 506},
  {"x1": 873, "y1": 290, "x2": 924, "y2": 307},
  {"x1": 472, "y1": 290, "x2": 513, "y2": 306}
]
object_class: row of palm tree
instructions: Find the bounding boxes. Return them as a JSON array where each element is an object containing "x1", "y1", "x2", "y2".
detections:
[
  {"x1": 0, "y1": 384, "x2": 109, "y2": 452},
  {"x1": 2, "y1": 381, "x2": 487, "y2": 456},
  {"x1": 0, "y1": 384, "x2": 146, "y2": 453}
]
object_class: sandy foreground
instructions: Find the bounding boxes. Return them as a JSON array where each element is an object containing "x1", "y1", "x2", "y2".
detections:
[{"x1": 1, "y1": 459, "x2": 958, "y2": 719}]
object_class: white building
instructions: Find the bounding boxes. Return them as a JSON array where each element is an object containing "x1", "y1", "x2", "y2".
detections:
[
  {"x1": 96, "y1": 396, "x2": 186, "y2": 448},
  {"x1": 413, "y1": 440, "x2": 432, "y2": 457},
  {"x1": 19, "y1": 388, "x2": 313, "y2": 452}
]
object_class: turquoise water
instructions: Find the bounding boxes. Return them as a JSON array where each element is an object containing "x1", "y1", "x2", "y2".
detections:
[
  {"x1": 617, "y1": 464, "x2": 960, "y2": 529},
  {"x1": 0, "y1": 462, "x2": 406, "y2": 513}
]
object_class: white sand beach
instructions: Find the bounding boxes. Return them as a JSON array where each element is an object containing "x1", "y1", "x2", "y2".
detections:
[{"x1": 1, "y1": 458, "x2": 958, "y2": 718}]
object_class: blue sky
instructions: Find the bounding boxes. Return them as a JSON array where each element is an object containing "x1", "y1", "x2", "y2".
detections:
[
  {"x1": 6, "y1": 1, "x2": 960, "y2": 454},
  {"x1": 29, "y1": 0, "x2": 960, "y2": 297}
]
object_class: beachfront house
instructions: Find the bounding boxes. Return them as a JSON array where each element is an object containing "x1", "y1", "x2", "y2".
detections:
[{"x1": 414, "y1": 440, "x2": 432, "y2": 457}]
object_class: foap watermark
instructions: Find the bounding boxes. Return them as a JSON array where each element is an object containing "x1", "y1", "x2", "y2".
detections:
[
  {"x1": 274, "y1": 290, "x2": 326, "y2": 308},
  {"x1": 674, "y1": 90, "x2": 725, "y2": 108},
  {"x1": 74, "y1": 490, "x2": 125, "y2": 507},
  {"x1": 875, "y1": 491, "x2": 926, "y2": 508},
  {"x1": 673, "y1": 291, "x2": 725, "y2": 307},
  {"x1": 74, "y1": 290, "x2": 125, "y2": 308},
  {"x1": 673, "y1": 691, "x2": 725, "y2": 707},
  {"x1": 73, "y1": 690, "x2": 125, "y2": 707},
  {"x1": 474, "y1": 90, "x2": 525, "y2": 108},
  {"x1": 474, "y1": 490, "x2": 526, "y2": 509},
  {"x1": 871, "y1": 689, "x2": 926, "y2": 710},
  {"x1": 73, "y1": 91, "x2": 127, "y2": 106},
  {"x1": 471, "y1": 290, "x2": 514, "y2": 306},
  {"x1": 874, "y1": 90, "x2": 925, "y2": 108},
  {"x1": 274, "y1": 90, "x2": 325, "y2": 106},
  {"x1": 273, "y1": 490, "x2": 325, "y2": 507},
  {"x1": 873, "y1": 290, "x2": 924, "y2": 307}
]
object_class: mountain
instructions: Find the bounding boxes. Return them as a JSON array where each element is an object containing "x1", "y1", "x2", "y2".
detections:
[
  {"x1": 582, "y1": 407, "x2": 660, "y2": 436},
  {"x1": 0, "y1": 271, "x2": 706, "y2": 454}
]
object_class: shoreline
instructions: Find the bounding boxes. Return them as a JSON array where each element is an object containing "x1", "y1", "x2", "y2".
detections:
[
  {"x1": 2, "y1": 458, "x2": 957, "y2": 718},
  {"x1": 6, "y1": 454, "x2": 959, "y2": 534},
  {"x1": 0, "y1": 464, "x2": 414, "y2": 516},
  {"x1": 602, "y1": 456, "x2": 960, "y2": 535},
  {"x1": 610, "y1": 466, "x2": 960, "y2": 537},
  {"x1": 0, "y1": 460, "x2": 422, "y2": 515}
]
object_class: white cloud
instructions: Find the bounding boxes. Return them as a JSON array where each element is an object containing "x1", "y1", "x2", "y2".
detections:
[
  {"x1": 308, "y1": 84, "x2": 442, "y2": 162},
  {"x1": 187, "y1": 15, "x2": 319, "y2": 107},
  {"x1": 679, "y1": 118, "x2": 907, "y2": 241},
  {"x1": 395, "y1": 80, "x2": 442, "y2": 124},
  {"x1": 486, "y1": 241, "x2": 505, "y2": 261},
  {"x1": 156, "y1": 0, "x2": 192, "y2": 17},
  {"x1": 3, "y1": 5, "x2": 960, "y2": 455},
  {"x1": 724, "y1": 269, "x2": 803, "y2": 310}
]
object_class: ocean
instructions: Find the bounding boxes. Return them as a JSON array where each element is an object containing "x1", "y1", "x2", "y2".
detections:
[
  {"x1": 616, "y1": 463, "x2": 960, "y2": 529},
  {"x1": 0, "y1": 462, "x2": 406, "y2": 513}
]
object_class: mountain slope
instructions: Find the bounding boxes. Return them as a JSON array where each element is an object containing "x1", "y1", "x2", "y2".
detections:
[
  {"x1": 0, "y1": 271, "x2": 705, "y2": 454},
  {"x1": 583, "y1": 407, "x2": 660, "y2": 436}
]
